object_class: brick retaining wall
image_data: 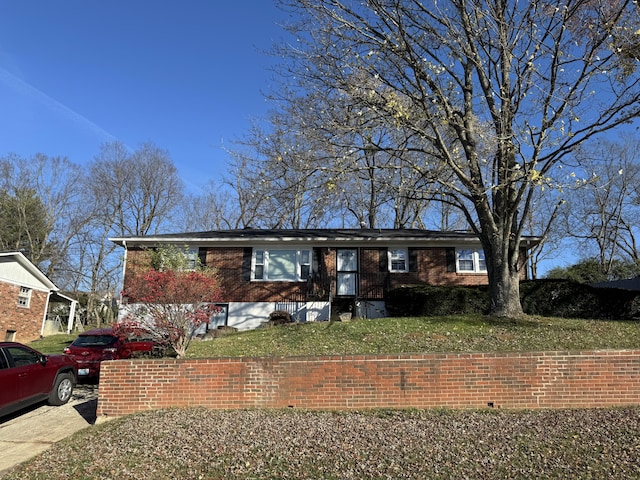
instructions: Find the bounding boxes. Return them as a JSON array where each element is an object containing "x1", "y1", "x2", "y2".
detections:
[{"x1": 96, "y1": 351, "x2": 640, "y2": 419}]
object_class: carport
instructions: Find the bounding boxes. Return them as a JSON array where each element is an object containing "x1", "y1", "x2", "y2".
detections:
[{"x1": 41, "y1": 291, "x2": 79, "y2": 336}]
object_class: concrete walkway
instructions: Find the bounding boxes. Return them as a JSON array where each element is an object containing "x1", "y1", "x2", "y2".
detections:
[{"x1": 0, "y1": 384, "x2": 98, "y2": 477}]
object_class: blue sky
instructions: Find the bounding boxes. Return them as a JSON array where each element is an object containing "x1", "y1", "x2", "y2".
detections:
[{"x1": 0, "y1": 1, "x2": 288, "y2": 191}]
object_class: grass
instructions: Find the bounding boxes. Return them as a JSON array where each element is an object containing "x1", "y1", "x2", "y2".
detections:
[
  {"x1": 30, "y1": 314, "x2": 640, "y2": 357},
  {"x1": 29, "y1": 333, "x2": 77, "y2": 353},
  {"x1": 28, "y1": 333, "x2": 76, "y2": 354},
  {"x1": 185, "y1": 314, "x2": 640, "y2": 358}
]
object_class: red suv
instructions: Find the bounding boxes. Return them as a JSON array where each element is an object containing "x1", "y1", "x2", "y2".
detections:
[
  {"x1": 64, "y1": 327, "x2": 157, "y2": 380},
  {"x1": 0, "y1": 342, "x2": 78, "y2": 418}
]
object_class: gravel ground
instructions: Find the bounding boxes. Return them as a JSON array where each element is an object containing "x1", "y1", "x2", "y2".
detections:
[{"x1": 5, "y1": 407, "x2": 640, "y2": 480}]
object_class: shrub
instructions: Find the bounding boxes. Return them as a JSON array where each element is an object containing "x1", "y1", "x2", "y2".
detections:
[
  {"x1": 268, "y1": 310, "x2": 293, "y2": 325},
  {"x1": 520, "y1": 279, "x2": 640, "y2": 319},
  {"x1": 386, "y1": 285, "x2": 490, "y2": 317},
  {"x1": 120, "y1": 268, "x2": 224, "y2": 357},
  {"x1": 386, "y1": 280, "x2": 640, "y2": 319}
]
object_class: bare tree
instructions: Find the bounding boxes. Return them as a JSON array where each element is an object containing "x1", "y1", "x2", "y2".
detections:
[
  {"x1": 233, "y1": 84, "x2": 445, "y2": 229},
  {"x1": 522, "y1": 187, "x2": 567, "y2": 279},
  {"x1": 274, "y1": 0, "x2": 640, "y2": 316},
  {"x1": 0, "y1": 153, "x2": 89, "y2": 281},
  {"x1": 89, "y1": 141, "x2": 184, "y2": 237},
  {"x1": 178, "y1": 183, "x2": 240, "y2": 232},
  {"x1": 563, "y1": 136, "x2": 640, "y2": 273},
  {"x1": 79, "y1": 141, "x2": 184, "y2": 323},
  {"x1": 228, "y1": 109, "x2": 339, "y2": 229}
]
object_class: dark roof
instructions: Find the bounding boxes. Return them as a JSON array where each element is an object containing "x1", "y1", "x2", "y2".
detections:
[
  {"x1": 111, "y1": 228, "x2": 541, "y2": 248},
  {"x1": 142, "y1": 228, "x2": 471, "y2": 240}
]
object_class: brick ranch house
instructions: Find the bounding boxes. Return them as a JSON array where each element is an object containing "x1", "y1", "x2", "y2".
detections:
[
  {"x1": 0, "y1": 251, "x2": 78, "y2": 343},
  {"x1": 111, "y1": 229, "x2": 539, "y2": 331}
]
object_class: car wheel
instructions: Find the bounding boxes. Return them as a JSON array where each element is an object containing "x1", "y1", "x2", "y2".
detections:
[{"x1": 48, "y1": 373, "x2": 74, "y2": 406}]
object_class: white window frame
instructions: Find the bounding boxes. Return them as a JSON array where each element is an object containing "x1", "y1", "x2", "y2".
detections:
[
  {"x1": 388, "y1": 248, "x2": 409, "y2": 273},
  {"x1": 456, "y1": 248, "x2": 487, "y2": 273},
  {"x1": 252, "y1": 248, "x2": 312, "y2": 282},
  {"x1": 17, "y1": 286, "x2": 32, "y2": 308}
]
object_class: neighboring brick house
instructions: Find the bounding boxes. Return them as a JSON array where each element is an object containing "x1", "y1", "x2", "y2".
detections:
[
  {"x1": 0, "y1": 251, "x2": 77, "y2": 343},
  {"x1": 111, "y1": 229, "x2": 539, "y2": 331}
]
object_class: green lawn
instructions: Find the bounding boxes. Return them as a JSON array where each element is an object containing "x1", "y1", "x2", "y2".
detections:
[
  {"x1": 31, "y1": 315, "x2": 640, "y2": 358},
  {"x1": 187, "y1": 314, "x2": 640, "y2": 358},
  {"x1": 28, "y1": 333, "x2": 76, "y2": 354}
]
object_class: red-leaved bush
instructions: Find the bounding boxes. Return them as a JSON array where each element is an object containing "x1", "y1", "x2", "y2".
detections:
[{"x1": 118, "y1": 268, "x2": 224, "y2": 357}]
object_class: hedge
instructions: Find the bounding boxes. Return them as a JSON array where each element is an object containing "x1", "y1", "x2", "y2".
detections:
[{"x1": 385, "y1": 279, "x2": 640, "y2": 319}]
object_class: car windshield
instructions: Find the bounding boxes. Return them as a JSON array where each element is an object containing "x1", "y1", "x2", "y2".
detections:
[{"x1": 72, "y1": 335, "x2": 118, "y2": 347}]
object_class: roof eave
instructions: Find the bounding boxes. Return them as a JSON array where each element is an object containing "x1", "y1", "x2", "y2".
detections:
[
  {"x1": 110, "y1": 231, "x2": 542, "y2": 249},
  {"x1": 0, "y1": 251, "x2": 58, "y2": 291}
]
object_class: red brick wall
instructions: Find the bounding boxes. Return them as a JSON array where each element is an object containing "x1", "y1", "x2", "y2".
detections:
[
  {"x1": 0, "y1": 282, "x2": 48, "y2": 343},
  {"x1": 362, "y1": 247, "x2": 491, "y2": 287},
  {"x1": 97, "y1": 351, "x2": 640, "y2": 418},
  {"x1": 126, "y1": 247, "x2": 308, "y2": 303},
  {"x1": 209, "y1": 247, "x2": 307, "y2": 302},
  {"x1": 124, "y1": 245, "x2": 528, "y2": 303}
]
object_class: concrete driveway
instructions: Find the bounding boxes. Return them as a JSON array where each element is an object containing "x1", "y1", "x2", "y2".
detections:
[{"x1": 0, "y1": 384, "x2": 98, "y2": 477}]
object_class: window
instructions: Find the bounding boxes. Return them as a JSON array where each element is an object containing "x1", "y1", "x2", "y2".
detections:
[
  {"x1": 0, "y1": 350, "x2": 8, "y2": 369},
  {"x1": 456, "y1": 249, "x2": 487, "y2": 273},
  {"x1": 337, "y1": 249, "x2": 358, "y2": 296},
  {"x1": 253, "y1": 249, "x2": 312, "y2": 281},
  {"x1": 6, "y1": 345, "x2": 40, "y2": 367},
  {"x1": 152, "y1": 246, "x2": 200, "y2": 271},
  {"x1": 388, "y1": 248, "x2": 409, "y2": 272},
  {"x1": 185, "y1": 247, "x2": 199, "y2": 271},
  {"x1": 17, "y1": 287, "x2": 31, "y2": 308},
  {"x1": 300, "y1": 250, "x2": 311, "y2": 279}
]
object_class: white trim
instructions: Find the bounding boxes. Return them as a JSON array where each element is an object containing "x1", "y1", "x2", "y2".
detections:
[
  {"x1": 251, "y1": 247, "x2": 312, "y2": 282},
  {"x1": 17, "y1": 286, "x2": 32, "y2": 308},
  {"x1": 0, "y1": 251, "x2": 58, "y2": 291},
  {"x1": 110, "y1": 229, "x2": 541, "y2": 249},
  {"x1": 40, "y1": 291, "x2": 53, "y2": 337},
  {"x1": 388, "y1": 247, "x2": 409, "y2": 273},
  {"x1": 455, "y1": 248, "x2": 487, "y2": 273}
]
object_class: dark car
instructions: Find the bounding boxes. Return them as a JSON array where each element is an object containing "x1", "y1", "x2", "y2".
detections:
[
  {"x1": 64, "y1": 327, "x2": 157, "y2": 380},
  {"x1": 0, "y1": 342, "x2": 78, "y2": 418}
]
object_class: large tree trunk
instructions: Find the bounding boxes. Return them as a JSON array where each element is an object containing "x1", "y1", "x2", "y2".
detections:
[
  {"x1": 484, "y1": 233, "x2": 525, "y2": 318},
  {"x1": 489, "y1": 264, "x2": 523, "y2": 317}
]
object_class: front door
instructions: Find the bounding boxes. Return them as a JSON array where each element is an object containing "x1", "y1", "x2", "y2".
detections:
[{"x1": 336, "y1": 249, "x2": 358, "y2": 296}]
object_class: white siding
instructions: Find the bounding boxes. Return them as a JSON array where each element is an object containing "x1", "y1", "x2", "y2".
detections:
[{"x1": 0, "y1": 258, "x2": 51, "y2": 292}]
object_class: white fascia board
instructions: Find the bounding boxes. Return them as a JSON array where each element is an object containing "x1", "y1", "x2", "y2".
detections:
[
  {"x1": 109, "y1": 232, "x2": 541, "y2": 249},
  {"x1": 0, "y1": 251, "x2": 58, "y2": 292}
]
